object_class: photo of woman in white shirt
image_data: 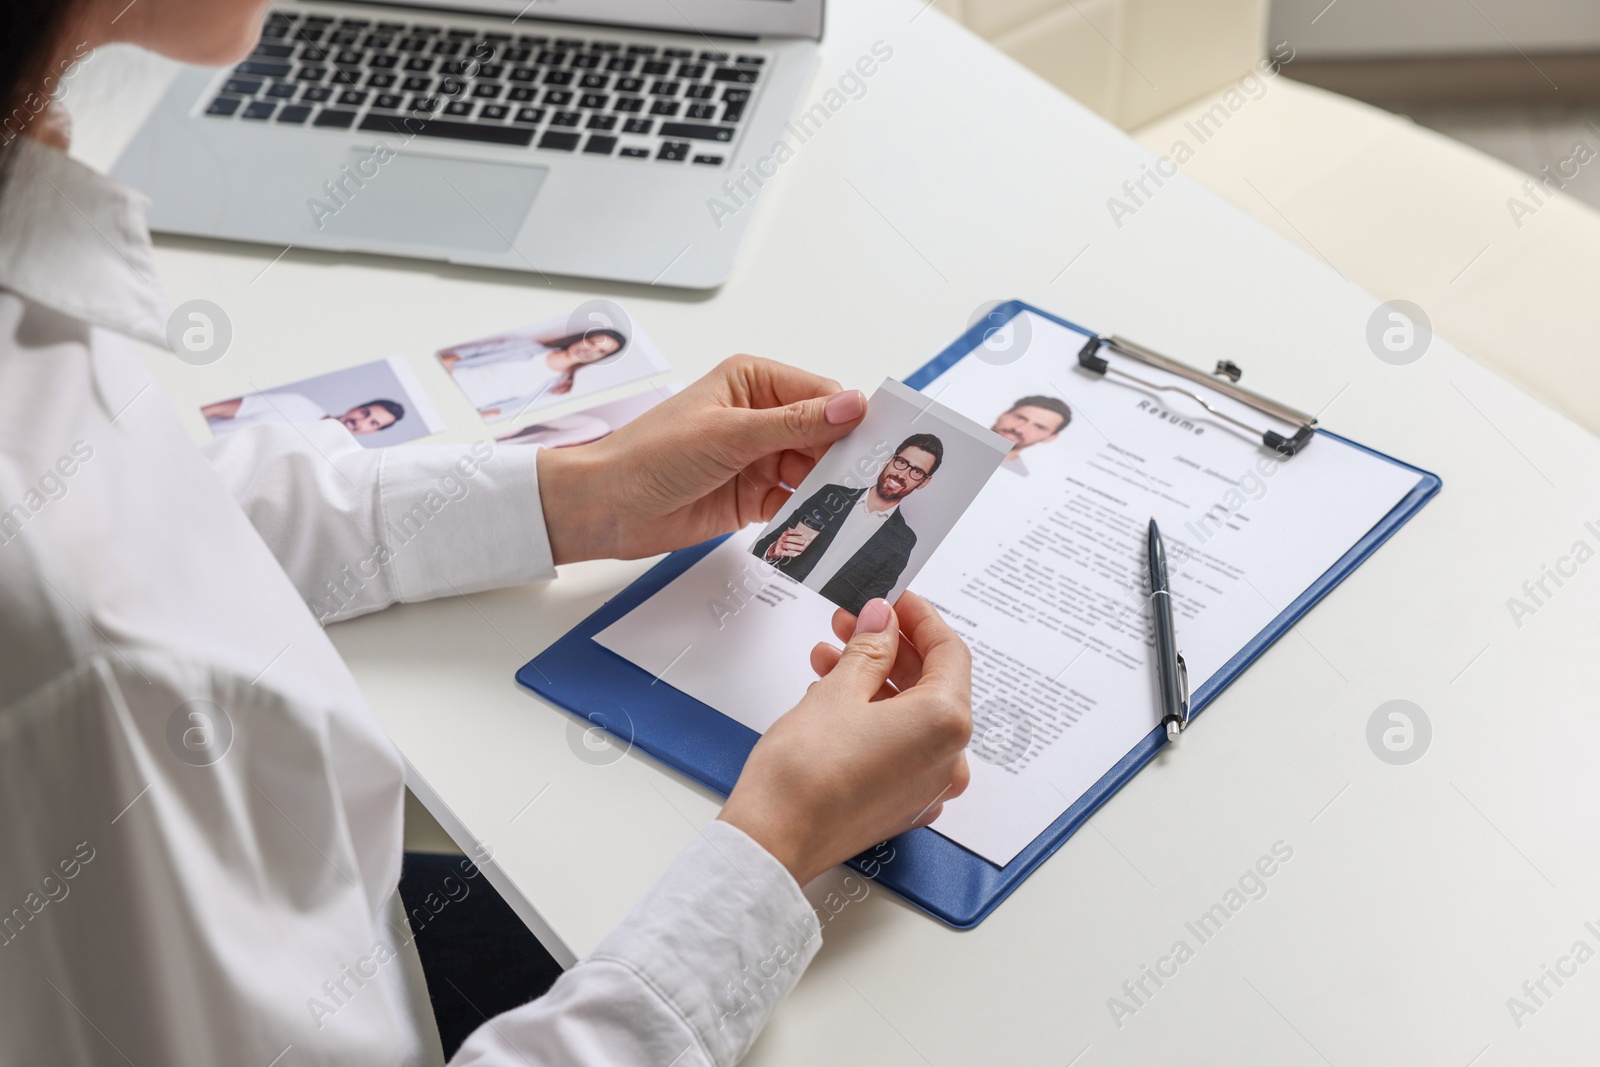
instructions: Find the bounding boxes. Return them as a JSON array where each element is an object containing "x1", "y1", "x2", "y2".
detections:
[
  {"x1": 440, "y1": 326, "x2": 626, "y2": 421},
  {"x1": 0, "y1": 2, "x2": 973, "y2": 1065}
]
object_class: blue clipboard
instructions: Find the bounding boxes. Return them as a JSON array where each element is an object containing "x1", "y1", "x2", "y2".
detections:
[{"x1": 516, "y1": 300, "x2": 1441, "y2": 929}]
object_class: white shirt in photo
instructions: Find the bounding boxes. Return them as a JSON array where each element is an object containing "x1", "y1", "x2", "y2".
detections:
[
  {"x1": 208, "y1": 390, "x2": 326, "y2": 435},
  {"x1": 805, "y1": 492, "x2": 898, "y2": 590},
  {"x1": 450, "y1": 346, "x2": 561, "y2": 411}
]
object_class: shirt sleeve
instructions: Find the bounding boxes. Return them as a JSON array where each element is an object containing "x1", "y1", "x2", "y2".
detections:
[
  {"x1": 451, "y1": 821, "x2": 823, "y2": 1067},
  {"x1": 203, "y1": 421, "x2": 557, "y2": 623}
]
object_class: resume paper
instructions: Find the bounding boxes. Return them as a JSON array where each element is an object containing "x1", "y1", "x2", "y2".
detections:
[{"x1": 596, "y1": 312, "x2": 1423, "y2": 866}]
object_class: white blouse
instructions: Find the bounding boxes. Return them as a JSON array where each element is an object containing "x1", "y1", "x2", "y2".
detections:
[{"x1": 0, "y1": 136, "x2": 817, "y2": 1066}]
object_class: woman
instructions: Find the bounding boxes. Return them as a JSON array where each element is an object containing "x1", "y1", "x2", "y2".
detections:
[
  {"x1": 0, "y1": 2, "x2": 972, "y2": 1066},
  {"x1": 441, "y1": 327, "x2": 624, "y2": 418}
]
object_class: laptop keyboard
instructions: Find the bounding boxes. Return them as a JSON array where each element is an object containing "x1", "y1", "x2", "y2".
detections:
[{"x1": 202, "y1": 9, "x2": 766, "y2": 166}]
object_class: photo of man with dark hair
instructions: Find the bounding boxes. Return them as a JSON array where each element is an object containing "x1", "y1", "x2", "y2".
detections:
[
  {"x1": 991, "y1": 394, "x2": 1071, "y2": 476},
  {"x1": 753, "y1": 433, "x2": 944, "y2": 614}
]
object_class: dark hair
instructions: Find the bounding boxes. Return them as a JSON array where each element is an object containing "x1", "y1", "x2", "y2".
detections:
[
  {"x1": 544, "y1": 328, "x2": 627, "y2": 364},
  {"x1": 1, "y1": 2, "x2": 81, "y2": 191},
  {"x1": 365, "y1": 399, "x2": 405, "y2": 423},
  {"x1": 1009, "y1": 394, "x2": 1072, "y2": 432},
  {"x1": 895, "y1": 433, "x2": 944, "y2": 476}
]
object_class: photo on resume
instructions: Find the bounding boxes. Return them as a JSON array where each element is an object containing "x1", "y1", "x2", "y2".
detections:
[
  {"x1": 751, "y1": 377, "x2": 1013, "y2": 615},
  {"x1": 438, "y1": 299, "x2": 669, "y2": 424},
  {"x1": 200, "y1": 355, "x2": 445, "y2": 449}
]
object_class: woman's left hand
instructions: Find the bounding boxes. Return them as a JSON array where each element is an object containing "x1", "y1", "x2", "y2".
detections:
[{"x1": 535, "y1": 356, "x2": 866, "y2": 563}]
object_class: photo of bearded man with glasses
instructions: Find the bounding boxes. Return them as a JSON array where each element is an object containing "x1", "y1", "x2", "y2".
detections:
[{"x1": 753, "y1": 434, "x2": 944, "y2": 614}]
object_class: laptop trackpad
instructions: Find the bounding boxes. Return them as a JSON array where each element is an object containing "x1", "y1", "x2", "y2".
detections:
[{"x1": 311, "y1": 150, "x2": 546, "y2": 251}]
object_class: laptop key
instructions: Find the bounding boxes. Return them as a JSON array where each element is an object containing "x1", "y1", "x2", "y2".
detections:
[
  {"x1": 677, "y1": 63, "x2": 706, "y2": 79},
  {"x1": 439, "y1": 77, "x2": 465, "y2": 96},
  {"x1": 551, "y1": 110, "x2": 581, "y2": 126},
  {"x1": 537, "y1": 130, "x2": 581, "y2": 151},
  {"x1": 572, "y1": 54, "x2": 601, "y2": 69},
  {"x1": 370, "y1": 54, "x2": 399, "y2": 69},
  {"x1": 616, "y1": 77, "x2": 644, "y2": 93},
  {"x1": 471, "y1": 83, "x2": 503, "y2": 99},
  {"x1": 402, "y1": 76, "x2": 433, "y2": 91},
  {"x1": 580, "y1": 73, "x2": 608, "y2": 89},
  {"x1": 606, "y1": 57, "x2": 635, "y2": 73},
  {"x1": 313, "y1": 108, "x2": 358, "y2": 129},
  {"x1": 206, "y1": 96, "x2": 242, "y2": 116},
  {"x1": 223, "y1": 77, "x2": 263, "y2": 95},
  {"x1": 373, "y1": 93, "x2": 404, "y2": 110},
  {"x1": 641, "y1": 61, "x2": 671, "y2": 75},
  {"x1": 586, "y1": 113, "x2": 617, "y2": 130},
  {"x1": 330, "y1": 68, "x2": 362, "y2": 86},
  {"x1": 686, "y1": 103, "x2": 716, "y2": 120},
  {"x1": 338, "y1": 89, "x2": 369, "y2": 106},
  {"x1": 253, "y1": 43, "x2": 296, "y2": 59},
  {"x1": 403, "y1": 56, "x2": 434, "y2": 72},
  {"x1": 409, "y1": 94, "x2": 440, "y2": 112},
  {"x1": 648, "y1": 100, "x2": 680, "y2": 116},
  {"x1": 267, "y1": 81, "x2": 298, "y2": 98},
  {"x1": 443, "y1": 100, "x2": 474, "y2": 117},
  {"x1": 619, "y1": 146, "x2": 649, "y2": 158},
  {"x1": 721, "y1": 87, "x2": 750, "y2": 102},
  {"x1": 658, "y1": 122, "x2": 733, "y2": 142},
  {"x1": 367, "y1": 72, "x2": 396, "y2": 88},
  {"x1": 277, "y1": 104, "x2": 313, "y2": 124},
  {"x1": 721, "y1": 100, "x2": 746, "y2": 123},
  {"x1": 622, "y1": 117, "x2": 652, "y2": 134},
  {"x1": 359, "y1": 113, "x2": 536, "y2": 145},
  {"x1": 242, "y1": 100, "x2": 276, "y2": 121},
  {"x1": 712, "y1": 67, "x2": 757, "y2": 83},
  {"x1": 479, "y1": 104, "x2": 509, "y2": 120},
  {"x1": 544, "y1": 90, "x2": 573, "y2": 106},
  {"x1": 302, "y1": 86, "x2": 333, "y2": 102},
  {"x1": 698, "y1": 50, "x2": 726, "y2": 61},
  {"x1": 504, "y1": 47, "x2": 532, "y2": 63},
  {"x1": 736, "y1": 55, "x2": 765, "y2": 65},
  {"x1": 509, "y1": 67, "x2": 538, "y2": 83},
  {"x1": 656, "y1": 140, "x2": 690, "y2": 161},
  {"x1": 579, "y1": 93, "x2": 608, "y2": 109},
  {"x1": 335, "y1": 49, "x2": 365, "y2": 65},
  {"x1": 296, "y1": 66, "x2": 328, "y2": 82},
  {"x1": 663, "y1": 48, "x2": 693, "y2": 58},
  {"x1": 692, "y1": 153, "x2": 724, "y2": 165},
  {"x1": 236, "y1": 60, "x2": 292, "y2": 78},
  {"x1": 649, "y1": 80, "x2": 680, "y2": 96},
  {"x1": 513, "y1": 107, "x2": 545, "y2": 124},
  {"x1": 685, "y1": 83, "x2": 714, "y2": 100},
  {"x1": 583, "y1": 135, "x2": 617, "y2": 155},
  {"x1": 544, "y1": 70, "x2": 574, "y2": 86},
  {"x1": 508, "y1": 86, "x2": 536, "y2": 102}
]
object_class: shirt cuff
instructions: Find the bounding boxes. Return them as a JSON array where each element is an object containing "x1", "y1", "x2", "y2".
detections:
[
  {"x1": 588, "y1": 820, "x2": 823, "y2": 1067},
  {"x1": 379, "y1": 438, "x2": 557, "y2": 604}
]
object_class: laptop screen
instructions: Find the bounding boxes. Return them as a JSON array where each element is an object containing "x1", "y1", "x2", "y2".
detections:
[{"x1": 371, "y1": 0, "x2": 824, "y2": 40}]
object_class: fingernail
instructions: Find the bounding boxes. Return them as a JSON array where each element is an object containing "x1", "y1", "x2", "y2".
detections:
[
  {"x1": 854, "y1": 598, "x2": 891, "y2": 636},
  {"x1": 824, "y1": 390, "x2": 865, "y2": 425}
]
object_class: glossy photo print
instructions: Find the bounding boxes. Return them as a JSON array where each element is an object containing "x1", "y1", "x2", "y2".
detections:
[
  {"x1": 494, "y1": 384, "x2": 683, "y2": 448},
  {"x1": 439, "y1": 300, "x2": 669, "y2": 424},
  {"x1": 201, "y1": 355, "x2": 444, "y2": 448},
  {"x1": 751, "y1": 377, "x2": 1013, "y2": 615}
]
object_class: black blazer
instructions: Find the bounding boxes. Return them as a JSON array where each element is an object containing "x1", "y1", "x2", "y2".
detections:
[{"x1": 752, "y1": 484, "x2": 917, "y2": 615}]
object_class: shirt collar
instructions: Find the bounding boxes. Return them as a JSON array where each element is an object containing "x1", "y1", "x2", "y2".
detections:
[
  {"x1": 857, "y1": 491, "x2": 897, "y2": 520},
  {"x1": 0, "y1": 136, "x2": 169, "y2": 347}
]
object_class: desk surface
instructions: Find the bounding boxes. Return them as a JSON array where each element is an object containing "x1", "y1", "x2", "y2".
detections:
[{"x1": 78, "y1": 3, "x2": 1600, "y2": 1062}]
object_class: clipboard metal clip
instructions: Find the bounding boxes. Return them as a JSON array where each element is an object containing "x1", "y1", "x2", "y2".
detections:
[{"x1": 1076, "y1": 335, "x2": 1317, "y2": 456}]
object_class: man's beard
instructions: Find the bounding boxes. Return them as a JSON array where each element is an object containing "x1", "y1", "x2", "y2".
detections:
[{"x1": 876, "y1": 470, "x2": 912, "y2": 501}]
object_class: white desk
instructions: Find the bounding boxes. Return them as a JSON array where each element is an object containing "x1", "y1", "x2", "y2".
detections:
[{"x1": 78, "y1": 3, "x2": 1600, "y2": 1061}]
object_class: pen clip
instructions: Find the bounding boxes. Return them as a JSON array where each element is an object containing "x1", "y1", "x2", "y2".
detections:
[{"x1": 1175, "y1": 652, "x2": 1191, "y2": 730}]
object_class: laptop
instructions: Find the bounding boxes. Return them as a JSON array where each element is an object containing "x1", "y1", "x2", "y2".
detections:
[{"x1": 110, "y1": 0, "x2": 823, "y2": 289}]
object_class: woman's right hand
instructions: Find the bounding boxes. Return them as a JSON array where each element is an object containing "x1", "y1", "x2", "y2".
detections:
[{"x1": 718, "y1": 592, "x2": 973, "y2": 886}]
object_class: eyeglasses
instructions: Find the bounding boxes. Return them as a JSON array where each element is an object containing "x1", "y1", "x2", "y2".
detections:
[{"x1": 889, "y1": 455, "x2": 933, "y2": 482}]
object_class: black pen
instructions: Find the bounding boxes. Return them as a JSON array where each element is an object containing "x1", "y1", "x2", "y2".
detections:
[{"x1": 1147, "y1": 518, "x2": 1190, "y2": 744}]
